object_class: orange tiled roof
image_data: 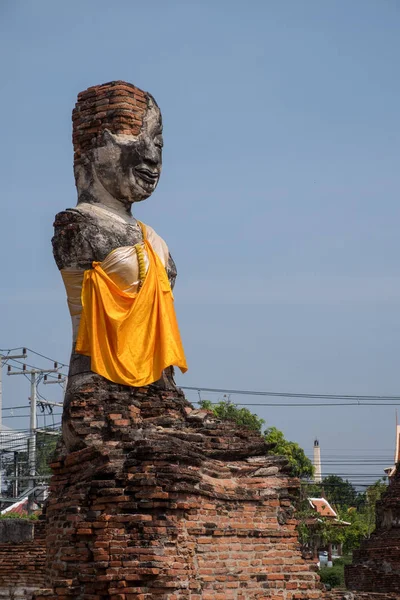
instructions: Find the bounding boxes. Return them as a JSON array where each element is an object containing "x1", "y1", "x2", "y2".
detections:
[
  {"x1": 1, "y1": 498, "x2": 29, "y2": 517},
  {"x1": 308, "y1": 497, "x2": 337, "y2": 518}
]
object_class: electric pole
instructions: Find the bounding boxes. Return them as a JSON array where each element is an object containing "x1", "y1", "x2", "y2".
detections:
[
  {"x1": 0, "y1": 349, "x2": 27, "y2": 494},
  {"x1": 29, "y1": 372, "x2": 37, "y2": 495},
  {"x1": 7, "y1": 361, "x2": 59, "y2": 510},
  {"x1": 0, "y1": 349, "x2": 27, "y2": 428}
]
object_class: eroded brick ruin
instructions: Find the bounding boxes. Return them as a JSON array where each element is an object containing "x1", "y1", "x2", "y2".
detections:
[{"x1": 35, "y1": 377, "x2": 322, "y2": 598}]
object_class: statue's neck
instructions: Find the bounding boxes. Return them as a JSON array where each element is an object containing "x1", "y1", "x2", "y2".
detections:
[{"x1": 77, "y1": 166, "x2": 134, "y2": 222}]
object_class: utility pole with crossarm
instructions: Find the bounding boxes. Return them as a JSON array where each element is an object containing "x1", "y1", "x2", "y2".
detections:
[{"x1": 7, "y1": 360, "x2": 60, "y2": 510}]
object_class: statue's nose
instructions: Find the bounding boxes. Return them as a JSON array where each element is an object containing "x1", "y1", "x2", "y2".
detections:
[{"x1": 142, "y1": 141, "x2": 160, "y2": 165}]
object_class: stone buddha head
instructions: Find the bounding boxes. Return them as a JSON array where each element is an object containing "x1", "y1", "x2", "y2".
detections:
[{"x1": 73, "y1": 81, "x2": 163, "y2": 207}]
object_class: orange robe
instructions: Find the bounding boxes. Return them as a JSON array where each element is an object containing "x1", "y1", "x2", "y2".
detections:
[{"x1": 75, "y1": 223, "x2": 188, "y2": 387}]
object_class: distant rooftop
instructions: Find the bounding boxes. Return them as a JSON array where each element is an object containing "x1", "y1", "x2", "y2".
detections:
[
  {"x1": 1, "y1": 498, "x2": 29, "y2": 516},
  {"x1": 308, "y1": 497, "x2": 351, "y2": 526}
]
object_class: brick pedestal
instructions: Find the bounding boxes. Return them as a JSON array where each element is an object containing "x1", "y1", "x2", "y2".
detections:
[{"x1": 35, "y1": 374, "x2": 321, "y2": 599}]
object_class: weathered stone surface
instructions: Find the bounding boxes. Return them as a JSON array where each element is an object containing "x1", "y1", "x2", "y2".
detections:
[
  {"x1": 55, "y1": 79, "x2": 177, "y2": 390},
  {"x1": 38, "y1": 376, "x2": 322, "y2": 598},
  {"x1": 0, "y1": 518, "x2": 33, "y2": 543}
]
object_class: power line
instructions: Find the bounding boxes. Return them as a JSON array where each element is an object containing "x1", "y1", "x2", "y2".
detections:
[
  {"x1": 307, "y1": 454, "x2": 394, "y2": 458},
  {"x1": 194, "y1": 400, "x2": 400, "y2": 407},
  {"x1": 309, "y1": 461, "x2": 392, "y2": 464},
  {"x1": 2, "y1": 414, "x2": 62, "y2": 419},
  {"x1": 306, "y1": 464, "x2": 392, "y2": 466},
  {"x1": 0, "y1": 425, "x2": 61, "y2": 433},
  {"x1": 315, "y1": 449, "x2": 393, "y2": 452},
  {"x1": 8, "y1": 358, "x2": 68, "y2": 379},
  {"x1": 319, "y1": 464, "x2": 391, "y2": 467},
  {"x1": 25, "y1": 347, "x2": 68, "y2": 367},
  {"x1": 317, "y1": 474, "x2": 388, "y2": 477},
  {"x1": 308, "y1": 450, "x2": 393, "y2": 453},
  {"x1": 0, "y1": 347, "x2": 68, "y2": 368},
  {"x1": 5, "y1": 348, "x2": 400, "y2": 404},
  {"x1": 186, "y1": 386, "x2": 400, "y2": 401}
]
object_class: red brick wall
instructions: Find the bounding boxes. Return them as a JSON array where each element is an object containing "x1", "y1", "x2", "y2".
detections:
[
  {"x1": 0, "y1": 520, "x2": 46, "y2": 599},
  {"x1": 34, "y1": 376, "x2": 322, "y2": 599}
]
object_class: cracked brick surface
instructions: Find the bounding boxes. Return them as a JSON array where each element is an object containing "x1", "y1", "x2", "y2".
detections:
[{"x1": 34, "y1": 374, "x2": 322, "y2": 599}]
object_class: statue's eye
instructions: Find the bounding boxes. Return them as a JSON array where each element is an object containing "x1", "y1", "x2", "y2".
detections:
[{"x1": 154, "y1": 136, "x2": 163, "y2": 149}]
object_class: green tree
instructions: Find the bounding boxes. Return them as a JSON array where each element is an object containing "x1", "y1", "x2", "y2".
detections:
[
  {"x1": 339, "y1": 507, "x2": 369, "y2": 554},
  {"x1": 319, "y1": 566, "x2": 344, "y2": 589},
  {"x1": 297, "y1": 478, "x2": 388, "y2": 556},
  {"x1": 364, "y1": 479, "x2": 387, "y2": 532},
  {"x1": 339, "y1": 479, "x2": 387, "y2": 553},
  {"x1": 199, "y1": 399, "x2": 265, "y2": 432},
  {"x1": 296, "y1": 500, "x2": 345, "y2": 557},
  {"x1": 264, "y1": 426, "x2": 314, "y2": 478},
  {"x1": 35, "y1": 432, "x2": 59, "y2": 475},
  {"x1": 321, "y1": 475, "x2": 359, "y2": 510}
]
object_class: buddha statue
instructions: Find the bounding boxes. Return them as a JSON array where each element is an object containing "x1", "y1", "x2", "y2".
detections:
[
  {"x1": 43, "y1": 83, "x2": 321, "y2": 599},
  {"x1": 53, "y1": 81, "x2": 187, "y2": 397}
]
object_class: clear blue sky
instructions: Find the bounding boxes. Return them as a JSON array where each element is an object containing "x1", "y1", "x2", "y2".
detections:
[{"x1": 1, "y1": 0, "x2": 399, "y2": 484}]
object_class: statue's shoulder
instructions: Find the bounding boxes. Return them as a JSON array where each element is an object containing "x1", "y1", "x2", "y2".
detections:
[
  {"x1": 52, "y1": 207, "x2": 97, "y2": 270},
  {"x1": 54, "y1": 206, "x2": 96, "y2": 230}
]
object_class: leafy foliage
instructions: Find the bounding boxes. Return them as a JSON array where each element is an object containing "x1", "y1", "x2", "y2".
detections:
[
  {"x1": 299, "y1": 477, "x2": 388, "y2": 555},
  {"x1": 319, "y1": 475, "x2": 360, "y2": 510},
  {"x1": 35, "y1": 432, "x2": 58, "y2": 475},
  {"x1": 0, "y1": 512, "x2": 38, "y2": 521},
  {"x1": 296, "y1": 504, "x2": 343, "y2": 550},
  {"x1": 264, "y1": 426, "x2": 314, "y2": 478},
  {"x1": 319, "y1": 565, "x2": 344, "y2": 588},
  {"x1": 339, "y1": 479, "x2": 387, "y2": 553},
  {"x1": 199, "y1": 399, "x2": 265, "y2": 432}
]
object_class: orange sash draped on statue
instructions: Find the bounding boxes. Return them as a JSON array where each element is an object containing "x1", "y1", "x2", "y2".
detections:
[{"x1": 75, "y1": 225, "x2": 188, "y2": 387}]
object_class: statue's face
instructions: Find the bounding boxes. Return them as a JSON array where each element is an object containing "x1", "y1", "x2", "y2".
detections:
[{"x1": 92, "y1": 102, "x2": 163, "y2": 203}]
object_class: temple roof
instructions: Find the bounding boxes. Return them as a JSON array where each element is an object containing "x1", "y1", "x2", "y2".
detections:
[{"x1": 308, "y1": 497, "x2": 337, "y2": 518}]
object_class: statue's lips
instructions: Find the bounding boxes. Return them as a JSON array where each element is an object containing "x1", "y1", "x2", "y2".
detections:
[{"x1": 134, "y1": 167, "x2": 159, "y2": 185}]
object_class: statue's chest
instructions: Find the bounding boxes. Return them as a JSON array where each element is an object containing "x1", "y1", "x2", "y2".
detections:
[{"x1": 89, "y1": 218, "x2": 143, "y2": 262}]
